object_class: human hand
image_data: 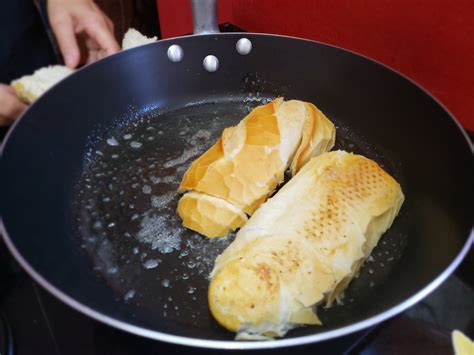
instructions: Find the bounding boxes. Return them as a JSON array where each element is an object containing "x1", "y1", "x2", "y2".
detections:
[
  {"x1": 47, "y1": 0, "x2": 120, "y2": 68},
  {"x1": 0, "y1": 84, "x2": 27, "y2": 126}
]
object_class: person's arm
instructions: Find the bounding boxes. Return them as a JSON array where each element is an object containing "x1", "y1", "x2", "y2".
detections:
[
  {"x1": 47, "y1": 0, "x2": 120, "y2": 68},
  {"x1": 0, "y1": 85, "x2": 27, "y2": 126}
]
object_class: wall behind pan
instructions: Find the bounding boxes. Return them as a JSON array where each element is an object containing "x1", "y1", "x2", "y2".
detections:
[{"x1": 157, "y1": 0, "x2": 474, "y2": 132}]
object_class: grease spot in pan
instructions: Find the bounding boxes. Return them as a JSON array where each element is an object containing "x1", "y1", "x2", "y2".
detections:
[{"x1": 74, "y1": 98, "x2": 407, "y2": 331}]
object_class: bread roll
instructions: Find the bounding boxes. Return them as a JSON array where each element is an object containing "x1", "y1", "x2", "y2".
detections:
[
  {"x1": 208, "y1": 151, "x2": 404, "y2": 339},
  {"x1": 11, "y1": 28, "x2": 155, "y2": 105},
  {"x1": 122, "y1": 28, "x2": 158, "y2": 50},
  {"x1": 177, "y1": 98, "x2": 335, "y2": 238},
  {"x1": 11, "y1": 65, "x2": 73, "y2": 104},
  {"x1": 177, "y1": 192, "x2": 248, "y2": 238}
]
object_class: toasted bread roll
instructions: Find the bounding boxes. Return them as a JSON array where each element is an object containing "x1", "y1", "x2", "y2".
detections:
[
  {"x1": 208, "y1": 151, "x2": 404, "y2": 339},
  {"x1": 177, "y1": 192, "x2": 248, "y2": 238},
  {"x1": 177, "y1": 98, "x2": 335, "y2": 237},
  {"x1": 290, "y1": 102, "x2": 336, "y2": 175}
]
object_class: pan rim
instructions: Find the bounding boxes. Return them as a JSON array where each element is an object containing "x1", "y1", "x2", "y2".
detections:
[
  {"x1": 1, "y1": 220, "x2": 472, "y2": 349},
  {"x1": 1, "y1": 32, "x2": 472, "y2": 153},
  {"x1": 1, "y1": 32, "x2": 473, "y2": 349}
]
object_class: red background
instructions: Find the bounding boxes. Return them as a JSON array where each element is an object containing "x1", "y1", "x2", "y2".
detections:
[{"x1": 157, "y1": 0, "x2": 474, "y2": 132}]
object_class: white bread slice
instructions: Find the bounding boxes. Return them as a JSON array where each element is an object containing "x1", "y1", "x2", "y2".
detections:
[
  {"x1": 177, "y1": 98, "x2": 335, "y2": 238},
  {"x1": 177, "y1": 191, "x2": 248, "y2": 238},
  {"x1": 10, "y1": 30, "x2": 157, "y2": 104},
  {"x1": 208, "y1": 151, "x2": 404, "y2": 339},
  {"x1": 11, "y1": 65, "x2": 73, "y2": 104},
  {"x1": 122, "y1": 28, "x2": 158, "y2": 50}
]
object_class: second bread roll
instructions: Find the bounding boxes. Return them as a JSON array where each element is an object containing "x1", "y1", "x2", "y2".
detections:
[{"x1": 177, "y1": 98, "x2": 335, "y2": 238}]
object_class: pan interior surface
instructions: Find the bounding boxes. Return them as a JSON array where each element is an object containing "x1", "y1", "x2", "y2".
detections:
[
  {"x1": 73, "y1": 97, "x2": 408, "y2": 340},
  {"x1": 0, "y1": 34, "x2": 472, "y2": 347}
]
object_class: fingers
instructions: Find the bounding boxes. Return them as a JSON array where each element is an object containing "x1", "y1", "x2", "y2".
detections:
[
  {"x1": 83, "y1": 36, "x2": 104, "y2": 64},
  {"x1": 48, "y1": 0, "x2": 120, "y2": 67},
  {"x1": 103, "y1": 13, "x2": 115, "y2": 33},
  {"x1": 0, "y1": 84, "x2": 27, "y2": 125},
  {"x1": 2, "y1": 85, "x2": 16, "y2": 95},
  {"x1": 49, "y1": 15, "x2": 81, "y2": 68},
  {"x1": 83, "y1": 17, "x2": 120, "y2": 56},
  {"x1": 92, "y1": 2, "x2": 115, "y2": 33},
  {"x1": 85, "y1": 47, "x2": 101, "y2": 64}
]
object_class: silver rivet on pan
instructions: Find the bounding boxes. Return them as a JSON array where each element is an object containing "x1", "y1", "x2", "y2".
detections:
[
  {"x1": 203, "y1": 55, "x2": 219, "y2": 72},
  {"x1": 236, "y1": 38, "x2": 252, "y2": 55},
  {"x1": 167, "y1": 45, "x2": 184, "y2": 62}
]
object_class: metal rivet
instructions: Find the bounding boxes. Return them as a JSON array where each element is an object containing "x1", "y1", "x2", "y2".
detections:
[
  {"x1": 203, "y1": 55, "x2": 219, "y2": 72},
  {"x1": 167, "y1": 45, "x2": 184, "y2": 62},
  {"x1": 236, "y1": 38, "x2": 252, "y2": 55}
]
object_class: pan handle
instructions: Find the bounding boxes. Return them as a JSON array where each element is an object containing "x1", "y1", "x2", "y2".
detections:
[{"x1": 191, "y1": 0, "x2": 220, "y2": 34}]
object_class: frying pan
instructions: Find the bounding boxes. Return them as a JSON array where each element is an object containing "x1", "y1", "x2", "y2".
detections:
[{"x1": 0, "y1": 0, "x2": 472, "y2": 350}]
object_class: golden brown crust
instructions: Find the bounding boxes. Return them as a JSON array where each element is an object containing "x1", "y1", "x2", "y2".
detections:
[
  {"x1": 209, "y1": 151, "x2": 404, "y2": 338},
  {"x1": 178, "y1": 99, "x2": 285, "y2": 214},
  {"x1": 290, "y1": 103, "x2": 336, "y2": 175},
  {"x1": 177, "y1": 192, "x2": 248, "y2": 238},
  {"x1": 177, "y1": 137, "x2": 225, "y2": 194},
  {"x1": 177, "y1": 98, "x2": 335, "y2": 238}
]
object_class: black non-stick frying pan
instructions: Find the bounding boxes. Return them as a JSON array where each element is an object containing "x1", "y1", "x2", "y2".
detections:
[{"x1": 0, "y1": 0, "x2": 472, "y2": 350}]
